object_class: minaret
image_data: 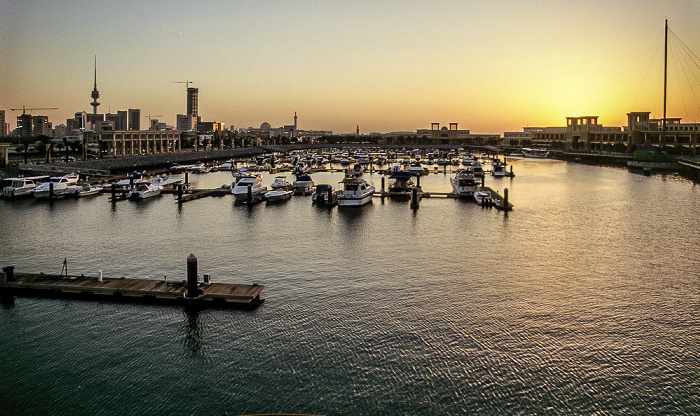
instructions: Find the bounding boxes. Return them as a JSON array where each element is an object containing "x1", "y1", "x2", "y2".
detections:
[
  {"x1": 356, "y1": 125, "x2": 360, "y2": 136},
  {"x1": 90, "y1": 56, "x2": 100, "y2": 115},
  {"x1": 294, "y1": 112, "x2": 297, "y2": 138}
]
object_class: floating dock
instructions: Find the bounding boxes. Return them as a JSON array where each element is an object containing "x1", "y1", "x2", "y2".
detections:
[{"x1": 0, "y1": 256, "x2": 264, "y2": 309}]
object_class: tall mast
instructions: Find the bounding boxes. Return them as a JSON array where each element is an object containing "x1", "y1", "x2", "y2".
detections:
[{"x1": 662, "y1": 19, "x2": 667, "y2": 148}]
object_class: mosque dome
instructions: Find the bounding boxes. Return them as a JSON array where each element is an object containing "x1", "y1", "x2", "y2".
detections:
[{"x1": 260, "y1": 122, "x2": 272, "y2": 130}]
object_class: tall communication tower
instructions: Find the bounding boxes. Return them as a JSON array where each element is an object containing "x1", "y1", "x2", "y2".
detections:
[{"x1": 90, "y1": 56, "x2": 100, "y2": 115}]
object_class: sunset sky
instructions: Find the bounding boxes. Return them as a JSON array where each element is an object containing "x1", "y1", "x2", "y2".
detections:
[{"x1": 2, "y1": 0, "x2": 699, "y2": 134}]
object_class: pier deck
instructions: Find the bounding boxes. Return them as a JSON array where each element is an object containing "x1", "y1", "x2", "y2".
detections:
[{"x1": 1, "y1": 273, "x2": 264, "y2": 309}]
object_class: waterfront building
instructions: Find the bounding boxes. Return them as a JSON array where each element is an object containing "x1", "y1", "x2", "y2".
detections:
[
  {"x1": 503, "y1": 131, "x2": 533, "y2": 146},
  {"x1": 83, "y1": 130, "x2": 181, "y2": 157},
  {"x1": 520, "y1": 113, "x2": 698, "y2": 152}
]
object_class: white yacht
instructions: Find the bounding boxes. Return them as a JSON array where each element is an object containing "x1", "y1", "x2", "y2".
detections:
[
  {"x1": 450, "y1": 170, "x2": 479, "y2": 197},
  {"x1": 33, "y1": 175, "x2": 81, "y2": 199},
  {"x1": 76, "y1": 183, "x2": 103, "y2": 197},
  {"x1": 232, "y1": 175, "x2": 267, "y2": 201},
  {"x1": 126, "y1": 181, "x2": 161, "y2": 200},
  {"x1": 292, "y1": 174, "x2": 314, "y2": 195},
  {"x1": 474, "y1": 190, "x2": 493, "y2": 206},
  {"x1": 1, "y1": 176, "x2": 49, "y2": 198},
  {"x1": 264, "y1": 189, "x2": 293, "y2": 202},
  {"x1": 472, "y1": 161, "x2": 485, "y2": 177},
  {"x1": 337, "y1": 176, "x2": 375, "y2": 207}
]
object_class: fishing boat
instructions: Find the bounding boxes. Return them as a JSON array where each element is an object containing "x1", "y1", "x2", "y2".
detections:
[
  {"x1": 337, "y1": 176, "x2": 375, "y2": 207},
  {"x1": 1, "y1": 176, "x2": 49, "y2": 198},
  {"x1": 311, "y1": 184, "x2": 337, "y2": 205},
  {"x1": 450, "y1": 170, "x2": 478, "y2": 197}
]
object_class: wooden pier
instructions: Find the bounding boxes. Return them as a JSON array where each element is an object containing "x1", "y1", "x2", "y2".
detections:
[{"x1": 0, "y1": 268, "x2": 264, "y2": 309}]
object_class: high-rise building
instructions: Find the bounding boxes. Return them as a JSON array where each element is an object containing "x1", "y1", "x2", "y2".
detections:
[
  {"x1": 177, "y1": 114, "x2": 196, "y2": 132},
  {"x1": 32, "y1": 116, "x2": 52, "y2": 137},
  {"x1": 16, "y1": 113, "x2": 33, "y2": 137},
  {"x1": 128, "y1": 108, "x2": 140, "y2": 130},
  {"x1": 187, "y1": 88, "x2": 198, "y2": 118},
  {"x1": 0, "y1": 110, "x2": 6, "y2": 136}
]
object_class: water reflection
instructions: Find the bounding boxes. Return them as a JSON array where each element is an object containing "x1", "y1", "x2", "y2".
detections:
[{"x1": 181, "y1": 307, "x2": 203, "y2": 355}]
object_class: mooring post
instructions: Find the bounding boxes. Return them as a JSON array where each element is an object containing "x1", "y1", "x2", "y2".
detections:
[
  {"x1": 481, "y1": 175, "x2": 485, "y2": 187},
  {"x1": 49, "y1": 182, "x2": 54, "y2": 199},
  {"x1": 247, "y1": 184, "x2": 252, "y2": 203},
  {"x1": 129, "y1": 177, "x2": 134, "y2": 190},
  {"x1": 381, "y1": 177, "x2": 385, "y2": 193},
  {"x1": 111, "y1": 183, "x2": 116, "y2": 200},
  {"x1": 416, "y1": 175, "x2": 421, "y2": 187},
  {"x1": 504, "y1": 188, "x2": 509, "y2": 211},
  {"x1": 186, "y1": 254, "x2": 198, "y2": 298},
  {"x1": 2, "y1": 266, "x2": 15, "y2": 282},
  {"x1": 510, "y1": 165, "x2": 514, "y2": 176},
  {"x1": 410, "y1": 187, "x2": 419, "y2": 209},
  {"x1": 327, "y1": 186, "x2": 333, "y2": 202},
  {"x1": 185, "y1": 171, "x2": 189, "y2": 185}
]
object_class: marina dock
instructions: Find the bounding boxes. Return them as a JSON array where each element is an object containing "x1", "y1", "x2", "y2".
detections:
[{"x1": 0, "y1": 257, "x2": 264, "y2": 309}]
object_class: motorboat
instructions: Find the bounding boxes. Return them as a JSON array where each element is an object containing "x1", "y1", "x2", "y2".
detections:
[
  {"x1": 126, "y1": 180, "x2": 161, "y2": 200},
  {"x1": 270, "y1": 176, "x2": 293, "y2": 191},
  {"x1": 150, "y1": 176, "x2": 182, "y2": 189},
  {"x1": 33, "y1": 175, "x2": 81, "y2": 199},
  {"x1": 474, "y1": 190, "x2": 493, "y2": 206},
  {"x1": 522, "y1": 148, "x2": 550, "y2": 158},
  {"x1": 76, "y1": 183, "x2": 103, "y2": 197},
  {"x1": 472, "y1": 161, "x2": 485, "y2": 177},
  {"x1": 1, "y1": 176, "x2": 49, "y2": 198},
  {"x1": 462, "y1": 154, "x2": 474, "y2": 166},
  {"x1": 232, "y1": 168, "x2": 258, "y2": 185},
  {"x1": 491, "y1": 159, "x2": 507, "y2": 177},
  {"x1": 387, "y1": 171, "x2": 415, "y2": 197},
  {"x1": 232, "y1": 175, "x2": 267, "y2": 202},
  {"x1": 292, "y1": 174, "x2": 314, "y2": 195},
  {"x1": 346, "y1": 163, "x2": 364, "y2": 177},
  {"x1": 311, "y1": 184, "x2": 337, "y2": 205},
  {"x1": 110, "y1": 172, "x2": 144, "y2": 191},
  {"x1": 450, "y1": 170, "x2": 479, "y2": 197},
  {"x1": 218, "y1": 160, "x2": 235, "y2": 170},
  {"x1": 190, "y1": 163, "x2": 211, "y2": 173},
  {"x1": 408, "y1": 162, "x2": 425, "y2": 176},
  {"x1": 264, "y1": 189, "x2": 293, "y2": 203},
  {"x1": 337, "y1": 176, "x2": 375, "y2": 207}
]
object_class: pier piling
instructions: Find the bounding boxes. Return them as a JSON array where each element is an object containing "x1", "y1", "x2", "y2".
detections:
[
  {"x1": 49, "y1": 182, "x2": 54, "y2": 199},
  {"x1": 381, "y1": 177, "x2": 385, "y2": 193},
  {"x1": 504, "y1": 188, "x2": 510, "y2": 212},
  {"x1": 186, "y1": 254, "x2": 199, "y2": 298}
]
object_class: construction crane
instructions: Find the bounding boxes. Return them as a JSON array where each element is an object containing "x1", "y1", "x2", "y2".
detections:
[
  {"x1": 145, "y1": 114, "x2": 163, "y2": 123},
  {"x1": 11, "y1": 106, "x2": 58, "y2": 115},
  {"x1": 171, "y1": 80, "x2": 194, "y2": 89}
]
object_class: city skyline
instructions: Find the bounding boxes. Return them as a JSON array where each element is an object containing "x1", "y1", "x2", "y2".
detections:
[{"x1": 2, "y1": 0, "x2": 699, "y2": 134}]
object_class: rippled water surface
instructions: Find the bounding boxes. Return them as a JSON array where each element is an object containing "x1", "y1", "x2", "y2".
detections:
[{"x1": 1, "y1": 160, "x2": 699, "y2": 415}]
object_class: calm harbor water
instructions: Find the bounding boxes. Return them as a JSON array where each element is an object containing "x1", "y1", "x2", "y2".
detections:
[{"x1": 1, "y1": 159, "x2": 699, "y2": 415}]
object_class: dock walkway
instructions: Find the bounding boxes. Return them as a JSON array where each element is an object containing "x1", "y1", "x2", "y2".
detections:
[{"x1": 1, "y1": 272, "x2": 264, "y2": 309}]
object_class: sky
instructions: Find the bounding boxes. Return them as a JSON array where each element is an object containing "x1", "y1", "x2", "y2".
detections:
[{"x1": 1, "y1": 0, "x2": 700, "y2": 134}]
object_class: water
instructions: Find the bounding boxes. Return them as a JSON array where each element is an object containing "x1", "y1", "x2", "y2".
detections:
[{"x1": 1, "y1": 160, "x2": 699, "y2": 415}]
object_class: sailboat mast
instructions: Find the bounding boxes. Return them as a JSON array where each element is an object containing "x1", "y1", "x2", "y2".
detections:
[{"x1": 662, "y1": 19, "x2": 668, "y2": 148}]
